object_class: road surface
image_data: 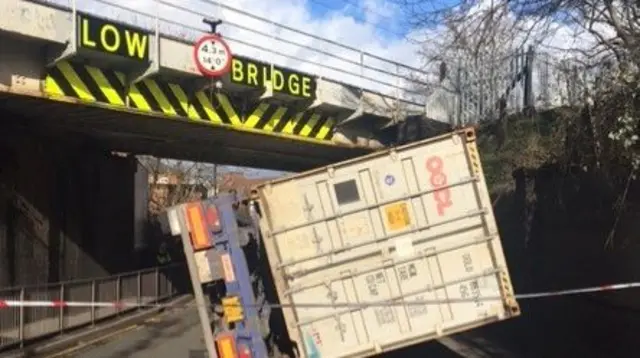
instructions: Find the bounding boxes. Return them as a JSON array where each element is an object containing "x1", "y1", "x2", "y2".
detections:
[
  {"x1": 50, "y1": 301, "x2": 475, "y2": 358},
  {"x1": 60, "y1": 292, "x2": 640, "y2": 358},
  {"x1": 59, "y1": 290, "x2": 640, "y2": 358},
  {"x1": 54, "y1": 305, "x2": 206, "y2": 358},
  {"x1": 54, "y1": 292, "x2": 640, "y2": 358}
]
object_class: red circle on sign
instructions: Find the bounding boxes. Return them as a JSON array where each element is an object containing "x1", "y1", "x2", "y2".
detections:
[{"x1": 193, "y1": 34, "x2": 233, "y2": 77}]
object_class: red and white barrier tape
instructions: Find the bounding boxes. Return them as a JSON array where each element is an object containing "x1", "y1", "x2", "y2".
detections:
[
  {"x1": 0, "y1": 300, "x2": 138, "y2": 309},
  {"x1": 1, "y1": 282, "x2": 639, "y2": 309},
  {"x1": 515, "y1": 282, "x2": 640, "y2": 299}
]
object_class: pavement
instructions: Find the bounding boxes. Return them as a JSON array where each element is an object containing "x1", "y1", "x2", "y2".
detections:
[
  {"x1": 47, "y1": 304, "x2": 206, "y2": 358},
  {"x1": 452, "y1": 293, "x2": 640, "y2": 358},
  {"x1": 47, "y1": 301, "x2": 468, "y2": 358},
  {"x1": 44, "y1": 292, "x2": 640, "y2": 358}
]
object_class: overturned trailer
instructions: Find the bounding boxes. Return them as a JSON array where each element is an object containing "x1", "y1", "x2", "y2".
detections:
[{"x1": 164, "y1": 127, "x2": 520, "y2": 358}]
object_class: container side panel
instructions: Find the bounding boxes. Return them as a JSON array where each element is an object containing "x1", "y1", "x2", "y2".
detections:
[{"x1": 257, "y1": 130, "x2": 519, "y2": 358}]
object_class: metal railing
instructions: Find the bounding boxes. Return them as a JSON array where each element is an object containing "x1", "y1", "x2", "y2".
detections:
[
  {"x1": 30, "y1": 0, "x2": 427, "y2": 105},
  {"x1": 532, "y1": 51, "x2": 600, "y2": 109},
  {"x1": 0, "y1": 264, "x2": 188, "y2": 351},
  {"x1": 427, "y1": 45, "x2": 600, "y2": 126}
]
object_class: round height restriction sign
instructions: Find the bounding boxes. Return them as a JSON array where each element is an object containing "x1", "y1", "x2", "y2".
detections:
[{"x1": 193, "y1": 34, "x2": 232, "y2": 77}]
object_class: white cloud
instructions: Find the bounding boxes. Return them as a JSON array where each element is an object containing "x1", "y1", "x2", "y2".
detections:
[
  {"x1": 35, "y1": 0, "x2": 628, "y2": 172},
  {"x1": 50, "y1": 0, "x2": 425, "y2": 102},
  {"x1": 414, "y1": 0, "x2": 621, "y2": 113},
  {"x1": 44, "y1": 0, "x2": 620, "y2": 114}
]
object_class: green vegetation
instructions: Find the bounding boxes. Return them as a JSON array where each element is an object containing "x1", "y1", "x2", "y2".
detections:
[
  {"x1": 477, "y1": 97, "x2": 639, "y2": 249},
  {"x1": 478, "y1": 109, "x2": 565, "y2": 194}
]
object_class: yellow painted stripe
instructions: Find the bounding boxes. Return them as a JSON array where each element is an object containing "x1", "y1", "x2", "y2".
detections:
[
  {"x1": 57, "y1": 62, "x2": 94, "y2": 101},
  {"x1": 44, "y1": 325, "x2": 141, "y2": 358},
  {"x1": 216, "y1": 94, "x2": 241, "y2": 126},
  {"x1": 86, "y1": 66, "x2": 125, "y2": 106},
  {"x1": 244, "y1": 103, "x2": 270, "y2": 128},
  {"x1": 299, "y1": 114, "x2": 322, "y2": 136},
  {"x1": 168, "y1": 83, "x2": 190, "y2": 114},
  {"x1": 187, "y1": 105, "x2": 201, "y2": 120},
  {"x1": 144, "y1": 79, "x2": 177, "y2": 115},
  {"x1": 44, "y1": 76, "x2": 65, "y2": 96},
  {"x1": 128, "y1": 83, "x2": 152, "y2": 111},
  {"x1": 282, "y1": 112, "x2": 303, "y2": 134},
  {"x1": 194, "y1": 91, "x2": 224, "y2": 124},
  {"x1": 172, "y1": 84, "x2": 201, "y2": 121},
  {"x1": 315, "y1": 117, "x2": 335, "y2": 139},
  {"x1": 263, "y1": 106, "x2": 288, "y2": 131}
]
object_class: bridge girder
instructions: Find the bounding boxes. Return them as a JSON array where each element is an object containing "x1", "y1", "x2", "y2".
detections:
[{"x1": 0, "y1": 91, "x2": 370, "y2": 171}]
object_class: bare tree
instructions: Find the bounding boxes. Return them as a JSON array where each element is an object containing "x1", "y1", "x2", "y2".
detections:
[
  {"x1": 398, "y1": 0, "x2": 639, "y2": 141},
  {"x1": 138, "y1": 156, "x2": 218, "y2": 215},
  {"x1": 399, "y1": 0, "x2": 639, "y2": 66},
  {"x1": 401, "y1": 0, "x2": 539, "y2": 126},
  {"x1": 399, "y1": 0, "x2": 640, "y2": 248}
]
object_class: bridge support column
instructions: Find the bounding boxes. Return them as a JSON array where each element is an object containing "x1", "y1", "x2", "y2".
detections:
[{"x1": 0, "y1": 121, "x2": 145, "y2": 287}]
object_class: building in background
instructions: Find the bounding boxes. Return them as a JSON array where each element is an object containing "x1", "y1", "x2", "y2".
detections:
[
  {"x1": 147, "y1": 169, "x2": 208, "y2": 215},
  {"x1": 147, "y1": 164, "x2": 279, "y2": 232},
  {"x1": 214, "y1": 171, "x2": 278, "y2": 199}
]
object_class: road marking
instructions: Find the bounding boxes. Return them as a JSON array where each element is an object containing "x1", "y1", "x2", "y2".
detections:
[
  {"x1": 45, "y1": 324, "x2": 140, "y2": 358},
  {"x1": 43, "y1": 308, "x2": 177, "y2": 358}
]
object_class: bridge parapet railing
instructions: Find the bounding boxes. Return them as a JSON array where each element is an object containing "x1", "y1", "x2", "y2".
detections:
[
  {"x1": 30, "y1": 0, "x2": 429, "y2": 106},
  {"x1": 0, "y1": 263, "x2": 188, "y2": 351}
]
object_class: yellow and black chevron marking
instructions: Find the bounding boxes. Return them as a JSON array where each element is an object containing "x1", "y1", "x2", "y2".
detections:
[
  {"x1": 189, "y1": 90, "x2": 241, "y2": 126},
  {"x1": 243, "y1": 103, "x2": 335, "y2": 141},
  {"x1": 44, "y1": 61, "x2": 241, "y2": 125},
  {"x1": 44, "y1": 61, "x2": 334, "y2": 141}
]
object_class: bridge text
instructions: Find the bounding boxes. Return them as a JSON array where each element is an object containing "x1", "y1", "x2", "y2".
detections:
[
  {"x1": 231, "y1": 57, "x2": 316, "y2": 99},
  {"x1": 78, "y1": 14, "x2": 150, "y2": 61}
]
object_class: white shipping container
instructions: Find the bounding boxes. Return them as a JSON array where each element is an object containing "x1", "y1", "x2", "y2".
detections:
[{"x1": 256, "y1": 128, "x2": 520, "y2": 358}]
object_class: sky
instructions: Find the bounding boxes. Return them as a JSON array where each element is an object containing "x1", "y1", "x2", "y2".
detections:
[
  {"x1": 305, "y1": 0, "x2": 415, "y2": 42},
  {"x1": 65, "y1": 0, "x2": 610, "y2": 101},
  {"x1": 75, "y1": 0, "x2": 431, "y2": 177},
  {"x1": 65, "y1": 0, "x2": 429, "y2": 99},
  {"x1": 51, "y1": 0, "x2": 613, "y2": 176}
]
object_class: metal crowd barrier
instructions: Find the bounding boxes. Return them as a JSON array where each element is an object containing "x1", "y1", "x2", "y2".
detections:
[{"x1": 0, "y1": 264, "x2": 188, "y2": 351}]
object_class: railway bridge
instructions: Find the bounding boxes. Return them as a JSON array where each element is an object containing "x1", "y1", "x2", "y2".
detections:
[
  {"x1": 0, "y1": 0, "x2": 434, "y2": 171},
  {"x1": 1, "y1": 0, "x2": 550, "y2": 353},
  {"x1": 0, "y1": 0, "x2": 447, "y2": 353}
]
